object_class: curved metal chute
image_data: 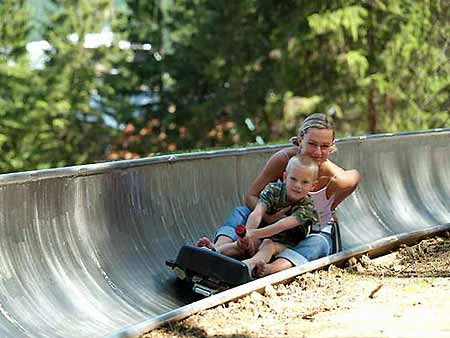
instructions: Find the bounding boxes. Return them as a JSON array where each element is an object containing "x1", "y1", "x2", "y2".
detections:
[{"x1": 0, "y1": 129, "x2": 449, "y2": 338}]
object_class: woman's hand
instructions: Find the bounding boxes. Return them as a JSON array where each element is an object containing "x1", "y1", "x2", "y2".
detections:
[
  {"x1": 262, "y1": 206, "x2": 291, "y2": 224},
  {"x1": 316, "y1": 175, "x2": 331, "y2": 189}
]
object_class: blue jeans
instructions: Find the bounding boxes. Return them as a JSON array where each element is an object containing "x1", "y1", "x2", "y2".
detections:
[
  {"x1": 214, "y1": 206, "x2": 251, "y2": 242},
  {"x1": 214, "y1": 206, "x2": 335, "y2": 267},
  {"x1": 276, "y1": 231, "x2": 333, "y2": 266}
]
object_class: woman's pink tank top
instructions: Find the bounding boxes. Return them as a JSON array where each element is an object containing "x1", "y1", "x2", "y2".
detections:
[{"x1": 309, "y1": 185, "x2": 334, "y2": 230}]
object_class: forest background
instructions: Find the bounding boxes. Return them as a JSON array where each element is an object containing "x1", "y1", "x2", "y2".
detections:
[{"x1": 0, "y1": 0, "x2": 449, "y2": 174}]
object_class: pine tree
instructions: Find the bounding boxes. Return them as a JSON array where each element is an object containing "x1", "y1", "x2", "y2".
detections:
[
  {"x1": 0, "y1": 0, "x2": 38, "y2": 172},
  {"x1": 34, "y1": 0, "x2": 120, "y2": 168}
]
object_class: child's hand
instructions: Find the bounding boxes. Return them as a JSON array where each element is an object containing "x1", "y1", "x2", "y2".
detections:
[
  {"x1": 237, "y1": 229, "x2": 258, "y2": 256},
  {"x1": 237, "y1": 235, "x2": 250, "y2": 252},
  {"x1": 235, "y1": 224, "x2": 247, "y2": 238}
]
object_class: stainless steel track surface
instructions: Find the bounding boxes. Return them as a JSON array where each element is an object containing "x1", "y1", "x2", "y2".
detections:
[{"x1": 0, "y1": 129, "x2": 449, "y2": 338}]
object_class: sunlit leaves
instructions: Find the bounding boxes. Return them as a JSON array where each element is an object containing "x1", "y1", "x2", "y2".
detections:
[
  {"x1": 308, "y1": 6, "x2": 367, "y2": 42},
  {"x1": 337, "y1": 51, "x2": 369, "y2": 78},
  {"x1": 0, "y1": 0, "x2": 448, "y2": 172}
]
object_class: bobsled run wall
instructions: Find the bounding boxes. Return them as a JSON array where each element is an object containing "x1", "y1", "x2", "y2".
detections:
[{"x1": 0, "y1": 129, "x2": 449, "y2": 338}]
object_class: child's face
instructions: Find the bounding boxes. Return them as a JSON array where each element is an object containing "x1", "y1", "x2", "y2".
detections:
[{"x1": 284, "y1": 165, "x2": 315, "y2": 202}]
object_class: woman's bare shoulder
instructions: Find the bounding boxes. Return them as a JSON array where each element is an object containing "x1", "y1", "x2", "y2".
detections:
[
  {"x1": 252, "y1": 147, "x2": 297, "y2": 186},
  {"x1": 320, "y1": 160, "x2": 345, "y2": 177},
  {"x1": 246, "y1": 147, "x2": 295, "y2": 203},
  {"x1": 266, "y1": 147, "x2": 297, "y2": 169},
  {"x1": 271, "y1": 147, "x2": 297, "y2": 160}
]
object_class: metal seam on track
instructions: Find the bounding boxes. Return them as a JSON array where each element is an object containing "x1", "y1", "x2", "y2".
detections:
[{"x1": 106, "y1": 223, "x2": 450, "y2": 338}]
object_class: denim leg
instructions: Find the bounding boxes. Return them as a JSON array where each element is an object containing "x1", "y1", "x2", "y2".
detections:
[
  {"x1": 275, "y1": 232, "x2": 333, "y2": 266},
  {"x1": 214, "y1": 206, "x2": 251, "y2": 242}
]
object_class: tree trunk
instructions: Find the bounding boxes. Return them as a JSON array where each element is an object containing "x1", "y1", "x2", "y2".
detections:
[
  {"x1": 368, "y1": 81, "x2": 377, "y2": 133},
  {"x1": 367, "y1": 1, "x2": 377, "y2": 134}
]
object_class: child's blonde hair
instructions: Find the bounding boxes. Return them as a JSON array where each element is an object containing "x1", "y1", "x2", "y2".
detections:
[{"x1": 286, "y1": 154, "x2": 319, "y2": 180}]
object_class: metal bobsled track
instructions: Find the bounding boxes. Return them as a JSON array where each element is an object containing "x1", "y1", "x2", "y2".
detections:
[{"x1": 0, "y1": 129, "x2": 449, "y2": 338}]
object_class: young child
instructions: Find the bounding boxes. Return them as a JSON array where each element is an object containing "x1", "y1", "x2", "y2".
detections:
[{"x1": 198, "y1": 154, "x2": 319, "y2": 276}]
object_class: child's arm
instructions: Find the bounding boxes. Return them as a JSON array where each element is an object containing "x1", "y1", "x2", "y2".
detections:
[
  {"x1": 247, "y1": 216, "x2": 299, "y2": 239},
  {"x1": 245, "y1": 202, "x2": 267, "y2": 230},
  {"x1": 236, "y1": 203, "x2": 267, "y2": 256}
]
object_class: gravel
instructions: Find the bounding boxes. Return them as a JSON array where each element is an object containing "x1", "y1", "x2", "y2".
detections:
[{"x1": 143, "y1": 232, "x2": 450, "y2": 338}]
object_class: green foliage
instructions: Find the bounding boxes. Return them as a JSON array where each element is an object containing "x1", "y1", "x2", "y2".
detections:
[
  {"x1": 302, "y1": 0, "x2": 449, "y2": 134},
  {"x1": 0, "y1": 0, "x2": 37, "y2": 171},
  {"x1": 36, "y1": 0, "x2": 119, "y2": 166},
  {"x1": 0, "y1": 0, "x2": 124, "y2": 173},
  {"x1": 376, "y1": 0, "x2": 450, "y2": 131},
  {"x1": 0, "y1": 0, "x2": 448, "y2": 172}
]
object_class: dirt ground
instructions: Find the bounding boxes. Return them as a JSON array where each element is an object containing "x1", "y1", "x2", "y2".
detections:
[{"x1": 143, "y1": 232, "x2": 450, "y2": 338}]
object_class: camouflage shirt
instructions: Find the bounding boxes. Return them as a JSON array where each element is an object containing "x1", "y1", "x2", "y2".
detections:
[{"x1": 258, "y1": 182, "x2": 318, "y2": 247}]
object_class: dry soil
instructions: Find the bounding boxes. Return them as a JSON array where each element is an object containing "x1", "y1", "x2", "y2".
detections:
[{"x1": 143, "y1": 232, "x2": 450, "y2": 338}]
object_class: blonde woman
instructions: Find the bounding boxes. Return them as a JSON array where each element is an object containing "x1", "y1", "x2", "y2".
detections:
[{"x1": 198, "y1": 113, "x2": 360, "y2": 276}]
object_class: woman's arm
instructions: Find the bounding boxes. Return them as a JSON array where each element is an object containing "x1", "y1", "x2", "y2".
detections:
[
  {"x1": 244, "y1": 149, "x2": 293, "y2": 210},
  {"x1": 331, "y1": 169, "x2": 360, "y2": 189},
  {"x1": 248, "y1": 216, "x2": 299, "y2": 239},
  {"x1": 320, "y1": 160, "x2": 359, "y2": 187},
  {"x1": 321, "y1": 160, "x2": 361, "y2": 208}
]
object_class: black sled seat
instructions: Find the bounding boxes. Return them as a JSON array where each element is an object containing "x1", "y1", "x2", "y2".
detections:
[{"x1": 166, "y1": 245, "x2": 252, "y2": 296}]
